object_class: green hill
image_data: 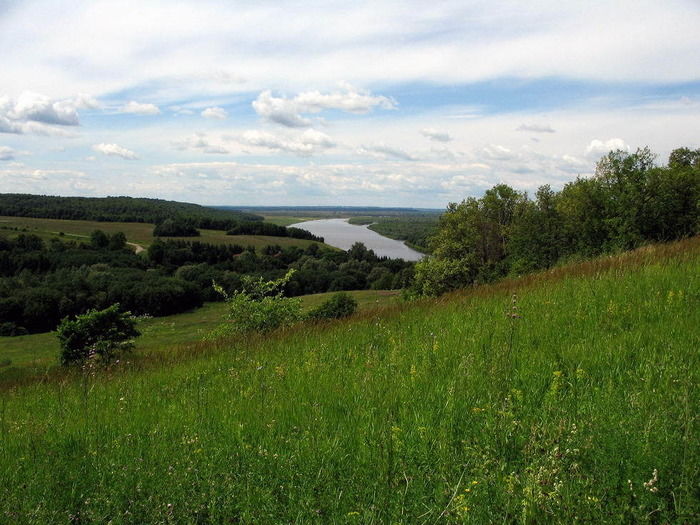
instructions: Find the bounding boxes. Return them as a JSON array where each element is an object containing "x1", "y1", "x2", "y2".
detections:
[
  {"x1": 1, "y1": 238, "x2": 698, "y2": 522},
  {"x1": 0, "y1": 193, "x2": 262, "y2": 225}
]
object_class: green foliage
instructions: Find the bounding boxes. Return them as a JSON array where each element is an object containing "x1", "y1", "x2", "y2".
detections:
[
  {"x1": 152, "y1": 218, "x2": 199, "y2": 237},
  {"x1": 348, "y1": 215, "x2": 439, "y2": 253},
  {"x1": 0, "y1": 240, "x2": 698, "y2": 522},
  {"x1": 0, "y1": 193, "x2": 262, "y2": 225},
  {"x1": 56, "y1": 304, "x2": 140, "y2": 365},
  {"x1": 307, "y1": 292, "x2": 357, "y2": 320},
  {"x1": 208, "y1": 270, "x2": 302, "y2": 338},
  {"x1": 413, "y1": 146, "x2": 700, "y2": 296}
]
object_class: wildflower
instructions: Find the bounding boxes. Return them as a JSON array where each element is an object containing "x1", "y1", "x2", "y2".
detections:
[{"x1": 643, "y1": 469, "x2": 659, "y2": 493}]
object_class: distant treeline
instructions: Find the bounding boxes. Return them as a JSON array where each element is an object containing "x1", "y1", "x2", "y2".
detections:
[
  {"x1": 0, "y1": 233, "x2": 412, "y2": 335},
  {"x1": 0, "y1": 194, "x2": 262, "y2": 226},
  {"x1": 226, "y1": 222, "x2": 324, "y2": 242},
  {"x1": 413, "y1": 147, "x2": 700, "y2": 295},
  {"x1": 348, "y1": 216, "x2": 439, "y2": 253}
]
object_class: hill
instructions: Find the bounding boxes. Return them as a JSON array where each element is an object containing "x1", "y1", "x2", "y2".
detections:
[
  {"x1": 1, "y1": 237, "x2": 697, "y2": 522},
  {"x1": 0, "y1": 193, "x2": 262, "y2": 225}
]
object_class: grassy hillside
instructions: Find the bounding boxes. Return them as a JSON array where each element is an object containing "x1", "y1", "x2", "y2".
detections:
[
  {"x1": 0, "y1": 215, "x2": 328, "y2": 251},
  {"x1": 0, "y1": 290, "x2": 400, "y2": 375},
  {"x1": 0, "y1": 238, "x2": 698, "y2": 523}
]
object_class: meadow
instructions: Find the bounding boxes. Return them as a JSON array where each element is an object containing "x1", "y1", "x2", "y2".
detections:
[
  {"x1": 0, "y1": 290, "x2": 400, "y2": 378},
  {"x1": 0, "y1": 216, "x2": 327, "y2": 252},
  {"x1": 0, "y1": 238, "x2": 697, "y2": 523}
]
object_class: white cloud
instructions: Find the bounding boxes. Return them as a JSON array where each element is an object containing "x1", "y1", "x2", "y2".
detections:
[
  {"x1": 240, "y1": 129, "x2": 335, "y2": 156},
  {"x1": 252, "y1": 85, "x2": 396, "y2": 127},
  {"x1": 0, "y1": 92, "x2": 95, "y2": 134},
  {"x1": 0, "y1": 146, "x2": 16, "y2": 161},
  {"x1": 357, "y1": 143, "x2": 417, "y2": 161},
  {"x1": 420, "y1": 128, "x2": 452, "y2": 142},
  {"x1": 585, "y1": 138, "x2": 629, "y2": 157},
  {"x1": 201, "y1": 107, "x2": 228, "y2": 119},
  {"x1": 92, "y1": 143, "x2": 139, "y2": 160},
  {"x1": 517, "y1": 123, "x2": 555, "y2": 133},
  {"x1": 481, "y1": 144, "x2": 516, "y2": 161},
  {"x1": 120, "y1": 101, "x2": 161, "y2": 115},
  {"x1": 173, "y1": 133, "x2": 231, "y2": 154}
]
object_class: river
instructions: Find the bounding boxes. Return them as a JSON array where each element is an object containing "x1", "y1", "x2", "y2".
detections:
[{"x1": 289, "y1": 218, "x2": 425, "y2": 261}]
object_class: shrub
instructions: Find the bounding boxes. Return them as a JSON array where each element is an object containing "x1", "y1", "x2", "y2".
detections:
[
  {"x1": 208, "y1": 270, "x2": 301, "y2": 339},
  {"x1": 307, "y1": 292, "x2": 358, "y2": 320},
  {"x1": 56, "y1": 304, "x2": 140, "y2": 365}
]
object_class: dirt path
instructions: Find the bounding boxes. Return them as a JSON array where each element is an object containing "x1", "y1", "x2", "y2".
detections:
[{"x1": 127, "y1": 242, "x2": 146, "y2": 254}]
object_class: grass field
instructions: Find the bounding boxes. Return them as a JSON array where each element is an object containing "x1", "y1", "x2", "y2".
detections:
[
  {"x1": 0, "y1": 216, "x2": 328, "y2": 252},
  {"x1": 0, "y1": 290, "x2": 400, "y2": 373},
  {"x1": 0, "y1": 239, "x2": 698, "y2": 523}
]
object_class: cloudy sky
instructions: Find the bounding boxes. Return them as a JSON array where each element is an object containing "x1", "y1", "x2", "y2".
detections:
[{"x1": 1, "y1": 0, "x2": 699, "y2": 208}]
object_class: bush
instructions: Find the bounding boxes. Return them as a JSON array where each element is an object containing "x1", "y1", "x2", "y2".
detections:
[
  {"x1": 307, "y1": 292, "x2": 358, "y2": 320},
  {"x1": 56, "y1": 304, "x2": 140, "y2": 365},
  {"x1": 208, "y1": 270, "x2": 302, "y2": 339}
]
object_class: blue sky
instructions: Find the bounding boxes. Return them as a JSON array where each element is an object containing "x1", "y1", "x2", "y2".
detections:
[{"x1": 1, "y1": 0, "x2": 699, "y2": 207}]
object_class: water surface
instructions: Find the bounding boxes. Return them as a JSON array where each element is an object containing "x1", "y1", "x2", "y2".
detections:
[{"x1": 290, "y1": 218, "x2": 424, "y2": 261}]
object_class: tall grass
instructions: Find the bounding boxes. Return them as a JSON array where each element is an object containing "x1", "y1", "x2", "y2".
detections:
[{"x1": 1, "y1": 239, "x2": 698, "y2": 523}]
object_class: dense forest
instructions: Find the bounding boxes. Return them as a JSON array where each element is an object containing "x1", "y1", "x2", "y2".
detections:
[
  {"x1": 0, "y1": 194, "x2": 262, "y2": 227},
  {"x1": 0, "y1": 233, "x2": 412, "y2": 335},
  {"x1": 348, "y1": 215, "x2": 439, "y2": 252},
  {"x1": 413, "y1": 147, "x2": 700, "y2": 295},
  {"x1": 226, "y1": 221, "x2": 324, "y2": 242}
]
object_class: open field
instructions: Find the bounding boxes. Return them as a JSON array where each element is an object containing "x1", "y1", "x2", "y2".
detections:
[
  {"x1": 261, "y1": 216, "x2": 316, "y2": 227},
  {"x1": 0, "y1": 215, "x2": 328, "y2": 252},
  {"x1": 1, "y1": 238, "x2": 697, "y2": 522},
  {"x1": 0, "y1": 290, "x2": 401, "y2": 374}
]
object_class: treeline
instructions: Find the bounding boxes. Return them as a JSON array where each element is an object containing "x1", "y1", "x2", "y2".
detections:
[
  {"x1": 413, "y1": 147, "x2": 699, "y2": 295},
  {"x1": 226, "y1": 221, "x2": 324, "y2": 242},
  {"x1": 0, "y1": 194, "x2": 262, "y2": 225},
  {"x1": 0, "y1": 234, "x2": 412, "y2": 335},
  {"x1": 348, "y1": 215, "x2": 439, "y2": 253}
]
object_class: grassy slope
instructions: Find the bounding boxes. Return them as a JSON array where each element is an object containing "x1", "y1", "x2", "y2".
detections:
[
  {"x1": 0, "y1": 239, "x2": 698, "y2": 523},
  {"x1": 0, "y1": 216, "x2": 328, "y2": 251},
  {"x1": 0, "y1": 290, "x2": 400, "y2": 371}
]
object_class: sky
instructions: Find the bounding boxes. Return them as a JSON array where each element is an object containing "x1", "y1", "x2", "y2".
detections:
[{"x1": 1, "y1": 0, "x2": 699, "y2": 208}]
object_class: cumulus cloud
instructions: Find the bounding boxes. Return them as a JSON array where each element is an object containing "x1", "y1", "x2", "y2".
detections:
[
  {"x1": 0, "y1": 92, "x2": 96, "y2": 134},
  {"x1": 252, "y1": 85, "x2": 396, "y2": 127},
  {"x1": 201, "y1": 107, "x2": 228, "y2": 119},
  {"x1": 357, "y1": 143, "x2": 417, "y2": 161},
  {"x1": 420, "y1": 128, "x2": 452, "y2": 142},
  {"x1": 173, "y1": 133, "x2": 230, "y2": 154},
  {"x1": 120, "y1": 101, "x2": 161, "y2": 115},
  {"x1": 481, "y1": 144, "x2": 516, "y2": 161},
  {"x1": 516, "y1": 123, "x2": 555, "y2": 133},
  {"x1": 0, "y1": 146, "x2": 16, "y2": 161},
  {"x1": 240, "y1": 129, "x2": 335, "y2": 156},
  {"x1": 92, "y1": 143, "x2": 138, "y2": 160},
  {"x1": 585, "y1": 138, "x2": 629, "y2": 157}
]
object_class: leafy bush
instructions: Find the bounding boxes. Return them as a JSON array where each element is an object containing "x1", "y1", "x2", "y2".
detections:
[
  {"x1": 307, "y1": 292, "x2": 358, "y2": 320},
  {"x1": 56, "y1": 304, "x2": 140, "y2": 365},
  {"x1": 208, "y1": 270, "x2": 302, "y2": 339}
]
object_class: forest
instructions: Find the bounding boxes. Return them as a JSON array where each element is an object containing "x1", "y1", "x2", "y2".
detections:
[
  {"x1": 0, "y1": 194, "x2": 262, "y2": 227},
  {"x1": 412, "y1": 147, "x2": 700, "y2": 295},
  {"x1": 0, "y1": 232, "x2": 412, "y2": 335}
]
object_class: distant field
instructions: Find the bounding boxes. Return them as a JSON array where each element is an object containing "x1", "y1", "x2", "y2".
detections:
[
  {"x1": 0, "y1": 290, "x2": 400, "y2": 375},
  {"x1": 262, "y1": 216, "x2": 315, "y2": 227},
  {"x1": 0, "y1": 215, "x2": 328, "y2": 252}
]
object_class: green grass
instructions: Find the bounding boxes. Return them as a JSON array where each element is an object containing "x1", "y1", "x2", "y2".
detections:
[
  {"x1": 0, "y1": 291, "x2": 399, "y2": 373},
  {"x1": 0, "y1": 216, "x2": 329, "y2": 252},
  {"x1": 0, "y1": 239, "x2": 698, "y2": 523}
]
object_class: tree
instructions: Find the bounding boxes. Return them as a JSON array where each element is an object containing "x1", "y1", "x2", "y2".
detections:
[
  {"x1": 307, "y1": 292, "x2": 357, "y2": 320},
  {"x1": 208, "y1": 270, "x2": 302, "y2": 339},
  {"x1": 56, "y1": 304, "x2": 140, "y2": 365},
  {"x1": 90, "y1": 230, "x2": 109, "y2": 249}
]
